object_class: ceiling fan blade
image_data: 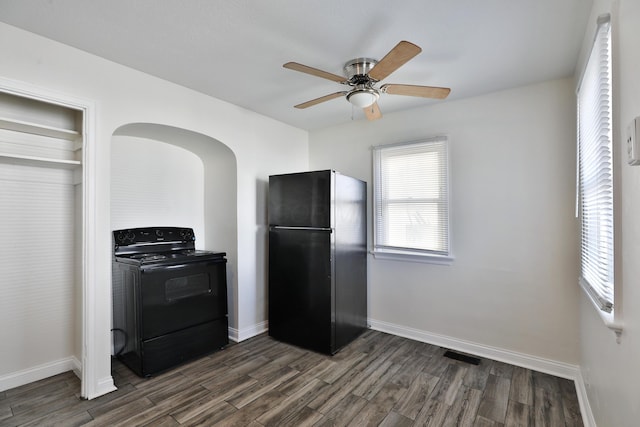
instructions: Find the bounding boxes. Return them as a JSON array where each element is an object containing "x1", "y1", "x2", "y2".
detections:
[
  {"x1": 284, "y1": 62, "x2": 346, "y2": 83},
  {"x1": 368, "y1": 41, "x2": 422, "y2": 81},
  {"x1": 381, "y1": 84, "x2": 451, "y2": 99},
  {"x1": 294, "y1": 92, "x2": 346, "y2": 109},
  {"x1": 364, "y1": 102, "x2": 382, "y2": 121}
]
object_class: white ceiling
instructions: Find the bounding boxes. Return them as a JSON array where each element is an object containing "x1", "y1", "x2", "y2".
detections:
[{"x1": 0, "y1": 0, "x2": 592, "y2": 131}]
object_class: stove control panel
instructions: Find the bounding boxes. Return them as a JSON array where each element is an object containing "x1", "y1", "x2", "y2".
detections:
[{"x1": 114, "y1": 227, "x2": 195, "y2": 246}]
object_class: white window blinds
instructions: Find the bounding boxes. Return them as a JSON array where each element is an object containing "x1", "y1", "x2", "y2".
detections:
[
  {"x1": 373, "y1": 137, "x2": 450, "y2": 258},
  {"x1": 577, "y1": 15, "x2": 614, "y2": 313}
]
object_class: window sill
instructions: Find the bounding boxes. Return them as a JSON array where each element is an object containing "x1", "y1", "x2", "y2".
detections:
[
  {"x1": 370, "y1": 249, "x2": 454, "y2": 265},
  {"x1": 580, "y1": 278, "x2": 623, "y2": 342}
]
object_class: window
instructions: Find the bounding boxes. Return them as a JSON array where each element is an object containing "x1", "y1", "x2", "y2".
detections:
[
  {"x1": 577, "y1": 15, "x2": 614, "y2": 314},
  {"x1": 372, "y1": 137, "x2": 451, "y2": 262}
]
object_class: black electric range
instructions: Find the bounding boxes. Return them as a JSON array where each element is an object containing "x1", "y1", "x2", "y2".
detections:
[{"x1": 112, "y1": 226, "x2": 229, "y2": 377}]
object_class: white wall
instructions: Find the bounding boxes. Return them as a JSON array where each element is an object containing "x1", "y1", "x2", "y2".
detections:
[
  {"x1": 111, "y1": 136, "x2": 206, "y2": 237},
  {"x1": 0, "y1": 22, "x2": 308, "y2": 397},
  {"x1": 577, "y1": 0, "x2": 640, "y2": 425},
  {"x1": 310, "y1": 78, "x2": 580, "y2": 366}
]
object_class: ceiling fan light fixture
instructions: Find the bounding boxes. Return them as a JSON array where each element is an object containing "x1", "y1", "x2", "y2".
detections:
[{"x1": 346, "y1": 88, "x2": 379, "y2": 108}]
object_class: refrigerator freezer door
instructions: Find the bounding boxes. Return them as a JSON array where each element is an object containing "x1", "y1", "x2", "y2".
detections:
[
  {"x1": 268, "y1": 170, "x2": 332, "y2": 228},
  {"x1": 268, "y1": 228, "x2": 334, "y2": 354}
]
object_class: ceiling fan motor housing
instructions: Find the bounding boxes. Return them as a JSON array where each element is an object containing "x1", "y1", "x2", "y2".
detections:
[{"x1": 344, "y1": 58, "x2": 378, "y2": 83}]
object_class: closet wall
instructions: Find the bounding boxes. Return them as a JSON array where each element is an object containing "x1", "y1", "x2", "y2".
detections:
[{"x1": 0, "y1": 90, "x2": 83, "y2": 386}]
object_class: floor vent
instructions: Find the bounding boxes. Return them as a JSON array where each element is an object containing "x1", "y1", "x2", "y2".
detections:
[{"x1": 443, "y1": 350, "x2": 481, "y2": 365}]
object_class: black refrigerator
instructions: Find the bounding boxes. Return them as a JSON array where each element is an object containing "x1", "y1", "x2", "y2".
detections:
[{"x1": 268, "y1": 169, "x2": 367, "y2": 355}]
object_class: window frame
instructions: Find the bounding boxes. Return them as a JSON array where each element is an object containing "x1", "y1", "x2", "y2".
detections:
[
  {"x1": 372, "y1": 137, "x2": 453, "y2": 264},
  {"x1": 576, "y1": 13, "x2": 622, "y2": 337}
]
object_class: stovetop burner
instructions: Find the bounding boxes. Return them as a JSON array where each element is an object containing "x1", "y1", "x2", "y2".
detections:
[
  {"x1": 130, "y1": 253, "x2": 168, "y2": 262},
  {"x1": 129, "y1": 253, "x2": 166, "y2": 260}
]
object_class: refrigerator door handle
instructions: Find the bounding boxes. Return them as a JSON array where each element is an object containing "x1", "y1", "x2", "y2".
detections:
[{"x1": 270, "y1": 226, "x2": 333, "y2": 232}]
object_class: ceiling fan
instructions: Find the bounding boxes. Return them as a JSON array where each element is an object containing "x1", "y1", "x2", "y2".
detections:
[{"x1": 283, "y1": 40, "x2": 451, "y2": 121}]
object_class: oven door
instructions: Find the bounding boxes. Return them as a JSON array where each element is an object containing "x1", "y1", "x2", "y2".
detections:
[{"x1": 139, "y1": 258, "x2": 227, "y2": 339}]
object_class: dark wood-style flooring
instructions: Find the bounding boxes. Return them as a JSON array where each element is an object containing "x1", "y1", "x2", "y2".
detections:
[{"x1": 0, "y1": 330, "x2": 583, "y2": 426}]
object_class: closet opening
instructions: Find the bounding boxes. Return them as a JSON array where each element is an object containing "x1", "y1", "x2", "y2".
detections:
[{"x1": 0, "y1": 81, "x2": 99, "y2": 399}]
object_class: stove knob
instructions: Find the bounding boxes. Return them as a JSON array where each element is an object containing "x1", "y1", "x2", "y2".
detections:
[
  {"x1": 126, "y1": 231, "x2": 135, "y2": 241},
  {"x1": 156, "y1": 230, "x2": 164, "y2": 238}
]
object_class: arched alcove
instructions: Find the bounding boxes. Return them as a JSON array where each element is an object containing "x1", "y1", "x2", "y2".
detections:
[{"x1": 110, "y1": 123, "x2": 239, "y2": 332}]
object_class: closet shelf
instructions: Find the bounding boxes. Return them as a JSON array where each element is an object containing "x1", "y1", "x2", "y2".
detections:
[
  {"x1": 0, "y1": 152, "x2": 81, "y2": 169},
  {"x1": 0, "y1": 117, "x2": 80, "y2": 141}
]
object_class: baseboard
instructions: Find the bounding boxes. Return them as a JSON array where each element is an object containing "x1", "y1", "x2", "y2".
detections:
[
  {"x1": 574, "y1": 369, "x2": 597, "y2": 427},
  {"x1": 88, "y1": 376, "x2": 117, "y2": 400},
  {"x1": 369, "y1": 319, "x2": 580, "y2": 380},
  {"x1": 0, "y1": 356, "x2": 81, "y2": 393},
  {"x1": 229, "y1": 320, "x2": 268, "y2": 343},
  {"x1": 228, "y1": 326, "x2": 240, "y2": 343},
  {"x1": 71, "y1": 356, "x2": 82, "y2": 379}
]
